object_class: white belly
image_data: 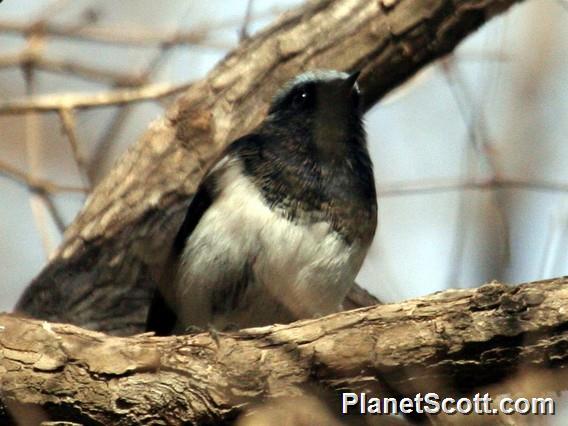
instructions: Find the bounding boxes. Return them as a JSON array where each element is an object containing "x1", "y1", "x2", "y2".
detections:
[{"x1": 169, "y1": 161, "x2": 368, "y2": 330}]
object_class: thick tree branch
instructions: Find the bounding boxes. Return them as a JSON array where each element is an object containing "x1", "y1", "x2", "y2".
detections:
[
  {"x1": 16, "y1": 0, "x2": 525, "y2": 335},
  {"x1": 2, "y1": 278, "x2": 567, "y2": 424}
]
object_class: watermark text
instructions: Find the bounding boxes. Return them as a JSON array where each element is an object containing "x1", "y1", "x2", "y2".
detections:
[{"x1": 341, "y1": 392, "x2": 556, "y2": 416}]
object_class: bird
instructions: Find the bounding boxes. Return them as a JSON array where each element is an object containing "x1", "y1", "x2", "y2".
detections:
[{"x1": 146, "y1": 69, "x2": 377, "y2": 335}]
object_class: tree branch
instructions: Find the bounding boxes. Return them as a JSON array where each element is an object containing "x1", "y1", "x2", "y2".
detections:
[
  {"x1": 2, "y1": 277, "x2": 567, "y2": 424},
  {"x1": 0, "y1": 83, "x2": 192, "y2": 114}
]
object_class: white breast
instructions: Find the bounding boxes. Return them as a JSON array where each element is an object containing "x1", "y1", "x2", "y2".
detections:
[{"x1": 170, "y1": 158, "x2": 368, "y2": 330}]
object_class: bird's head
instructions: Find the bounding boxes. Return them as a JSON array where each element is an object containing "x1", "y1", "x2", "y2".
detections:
[
  {"x1": 266, "y1": 70, "x2": 364, "y2": 157},
  {"x1": 268, "y1": 69, "x2": 361, "y2": 121}
]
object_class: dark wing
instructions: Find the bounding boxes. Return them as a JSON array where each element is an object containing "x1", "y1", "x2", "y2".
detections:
[
  {"x1": 173, "y1": 182, "x2": 214, "y2": 257},
  {"x1": 145, "y1": 287, "x2": 177, "y2": 335},
  {"x1": 145, "y1": 170, "x2": 215, "y2": 335},
  {"x1": 145, "y1": 134, "x2": 263, "y2": 335}
]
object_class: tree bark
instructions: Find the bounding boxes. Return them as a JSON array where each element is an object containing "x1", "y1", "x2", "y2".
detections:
[
  {"x1": 2, "y1": 277, "x2": 567, "y2": 425},
  {"x1": 15, "y1": 0, "x2": 525, "y2": 335}
]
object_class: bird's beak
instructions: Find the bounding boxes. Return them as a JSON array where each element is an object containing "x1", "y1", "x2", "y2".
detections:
[{"x1": 345, "y1": 70, "x2": 360, "y2": 90}]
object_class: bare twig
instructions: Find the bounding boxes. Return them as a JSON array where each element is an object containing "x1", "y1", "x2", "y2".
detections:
[
  {"x1": 539, "y1": 213, "x2": 561, "y2": 279},
  {"x1": 441, "y1": 56, "x2": 510, "y2": 286},
  {"x1": 0, "y1": 22, "x2": 224, "y2": 49},
  {"x1": 87, "y1": 4, "x2": 198, "y2": 184},
  {"x1": 0, "y1": 159, "x2": 87, "y2": 194},
  {"x1": 86, "y1": 60, "x2": 178, "y2": 184},
  {"x1": 441, "y1": 59, "x2": 477, "y2": 288},
  {"x1": 0, "y1": 82, "x2": 190, "y2": 114},
  {"x1": 5, "y1": 0, "x2": 86, "y2": 251},
  {"x1": 0, "y1": 7, "x2": 285, "y2": 48},
  {"x1": 0, "y1": 52, "x2": 23, "y2": 68},
  {"x1": 23, "y1": 58, "x2": 58, "y2": 256},
  {"x1": 376, "y1": 177, "x2": 568, "y2": 197},
  {"x1": 239, "y1": 0, "x2": 255, "y2": 41},
  {"x1": 33, "y1": 54, "x2": 143, "y2": 86},
  {"x1": 38, "y1": 192, "x2": 67, "y2": 233},
  {"x1": 58, "y1": 108, "x2": 91, "y2": 190},
  {"x1": 552, "y1": 209, "x2": 568, "y2": 273}
]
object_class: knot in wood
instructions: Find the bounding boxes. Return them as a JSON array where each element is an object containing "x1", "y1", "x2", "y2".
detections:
[
  {"x1": 497, "y1": 288, "x2": 545, "y2": 314},
  {"x1": 471, "y1": 282, "x2": 508, "y2": 311}
]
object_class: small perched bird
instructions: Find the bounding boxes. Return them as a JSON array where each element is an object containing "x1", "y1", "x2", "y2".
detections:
[{"x1": 146, "y1": 70, "x2": 377, "y2": 335}]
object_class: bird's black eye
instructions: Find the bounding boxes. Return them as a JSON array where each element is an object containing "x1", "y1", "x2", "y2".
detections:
[
  {"x1": 268, "y1": 82, "x2": 317, "y2": 115},
  {"x1": 289, "y1": 83, "x2": 317, "y2": 110},
  {"x1": 292, "y1": 89, "x2": 310, "y2": 107}
]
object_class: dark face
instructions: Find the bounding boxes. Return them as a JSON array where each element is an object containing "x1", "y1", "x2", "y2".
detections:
[
  {"x1": 268, "y1": 73, "x2": 362, "y2": 121},
  {"x1": 264, "y1": 71, "x2": 366, "y2": 165}
]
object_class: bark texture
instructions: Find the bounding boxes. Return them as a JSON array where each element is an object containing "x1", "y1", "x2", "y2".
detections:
[
  {"x1": 2, "y1": 278, "x2": 568, "y2": 425},
  {"x1": 16, "y1": 0, "x2": 524, "y2": 335}
]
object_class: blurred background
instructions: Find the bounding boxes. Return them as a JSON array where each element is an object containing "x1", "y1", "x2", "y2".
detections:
[
  {"x1": 1, "y1": 0, "x2": 568, "y2": 422},
  {"x1": 1, "y1": 1, "x2": 567, "y2": 324}
]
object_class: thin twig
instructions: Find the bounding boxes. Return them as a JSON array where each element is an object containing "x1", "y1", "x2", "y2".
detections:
[
  {"x1": 87, "y1": 4, "x2": 198, "y2": 184},
  {"x1": 239, "y1": 0, "x2": 255, "y2": 41},
  {"x1": 0, "y1": 11, "x2": 258, "y2": 47},
  {"x1": 538, "y1": 214, "x2": 560, "y2": 279},
  {"x1": 14, "y1": 0, "x2": 85, "y2": 251},
  {"x1": 0, "y1": 7, "x2": 283, "y2": 48},
  {"x1": 441, "y1": 59, "x2": 481, "y2": 288},
  {"x1": 23, "y1": 45, "x2": 58, "y2": 256},
  {"x1": 58, "y1": 108, "x2": 91, "y2": 190},
  {"x1": 86, "y1": 56, "x2": 180, "y2": 183},
  {"x1": 376, "y1": 178, "x2": 568, "y2": 197},
  {"x1": 0, "y1": 82, "x2": 191, "y2": 114},
  {"x1": 37, "y1": 191, "x2": 67, "y2": 233},
  {"x1": 0, "y1": 52, "x2": 23, "y2": 68},
  {"x1": 33, "y1": 55, "x2": 142, "y2": 85},
  {"x1": 0, "y1": 51, "x2": 145, "y2": 85},
  {"x1": 0, "y1": 159, "x2": 88, "y2": 194},
  {"x1": 551, "y1": 208, "x2": 568, "y2": 274},
  {"x1": 441, "y1": 56, "x2": 510, "y2": 286}
]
